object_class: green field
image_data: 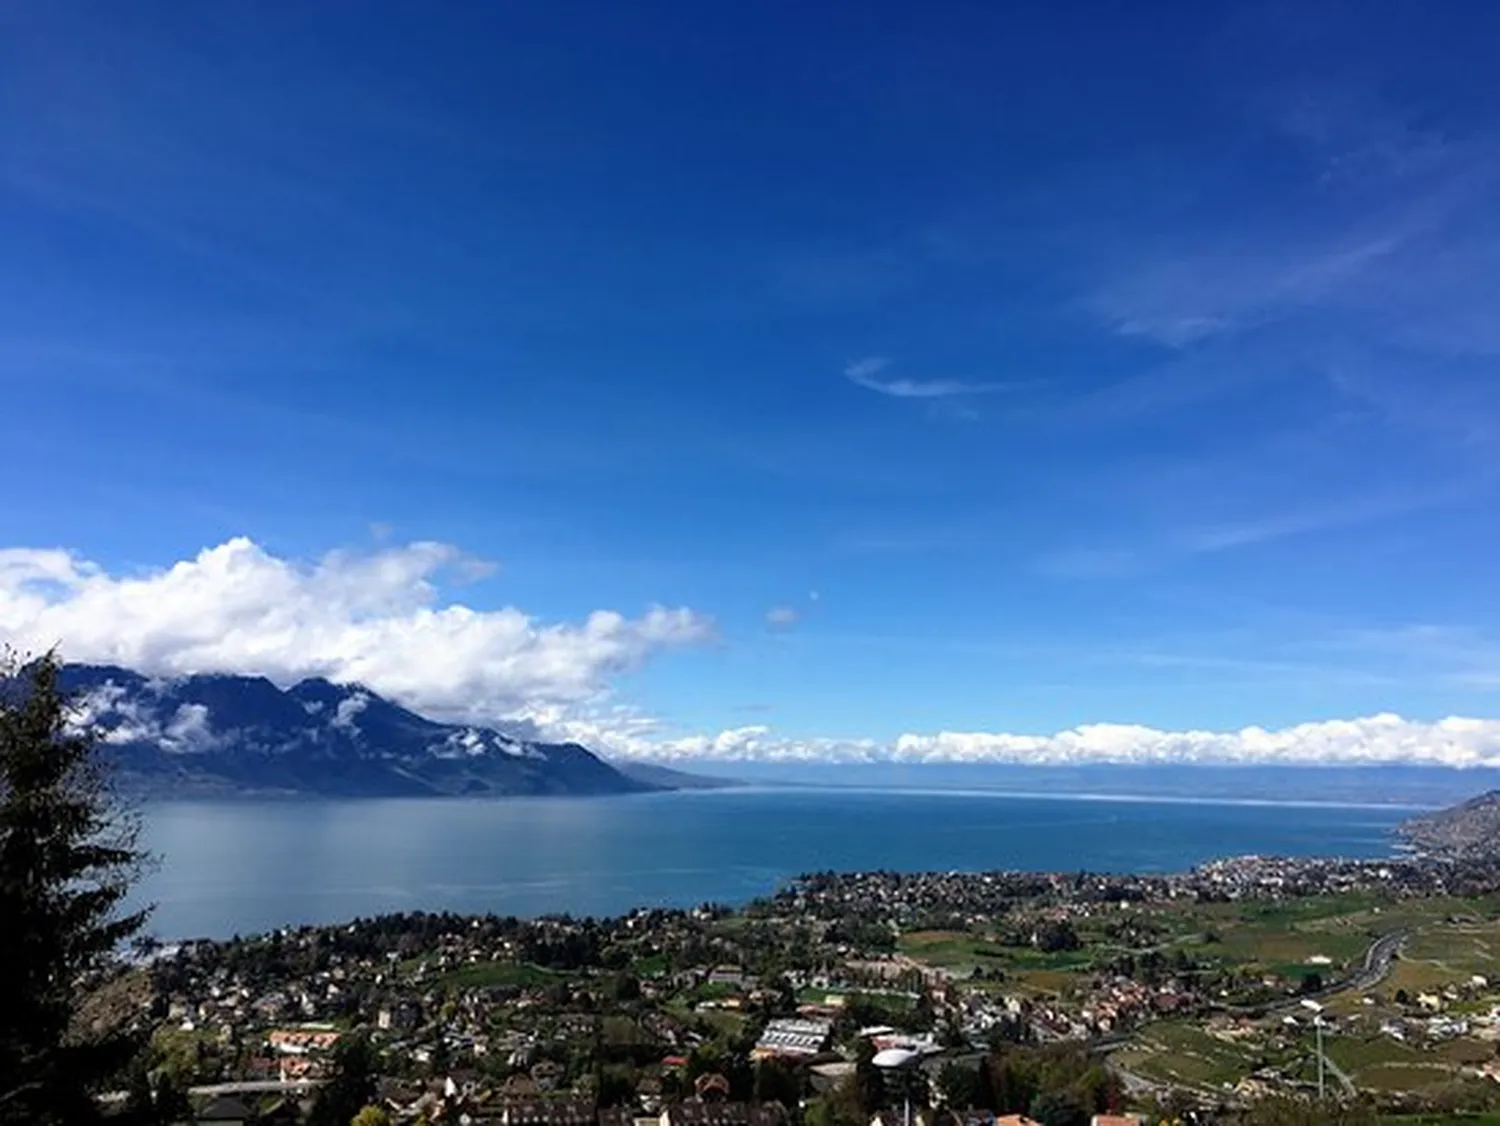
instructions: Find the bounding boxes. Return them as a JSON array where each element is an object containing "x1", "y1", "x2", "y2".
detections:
[
  {"x1": 898, "y1": 931, "x2": 1012, "y2": 968},
  {"x1": 894, "y1": 893, "x2": 1500, "y2": 1099},
  {"x1": 1113, "y1": 1021, "x2": 1265, "y2": 1090},
  {"x1": 631, "y1": 953, "x2": 670, "y2": 977},
  {"x1": 1324, "y1": 1034, "x2": 1426, "y2": 1073},
  {"x1": 436, "y1": 960, "x2": 562, "y2": 989},
  {"x1": 900, "y1": 896, "x2": 1406, "y2": 992},
  {"x1": 896, "y1": 929, "x2": 1099, "y2": 997},
  {"x1": 1358, "y1": 1063, "x2": 1456, "y2": 1093}
]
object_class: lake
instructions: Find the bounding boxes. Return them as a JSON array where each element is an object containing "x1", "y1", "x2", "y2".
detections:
[{"x1": 131, "y1": 785, "x2": 1423, "y2": 939}]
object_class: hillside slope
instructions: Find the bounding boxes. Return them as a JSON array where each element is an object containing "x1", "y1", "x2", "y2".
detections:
[{"x1": 1400, "y1": 790, "x2": 1500, "y2": 856}]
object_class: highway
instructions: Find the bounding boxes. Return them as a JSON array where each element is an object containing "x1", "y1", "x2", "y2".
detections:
[
  {"x1": 1344, "y1": 929, "x2": 1407, "y2": 993},
  {"x1": 1227, "y1": 928, "x2": 1408, "y2": 1019}
]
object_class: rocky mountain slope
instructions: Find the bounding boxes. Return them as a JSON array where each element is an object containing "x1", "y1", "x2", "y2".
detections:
[
  {"x1": 1399, "y1": 789, "x2": 1500, "y2": 856},
  {"x1": 58, "y1": 663, "x2": 654, "y2": 799}
]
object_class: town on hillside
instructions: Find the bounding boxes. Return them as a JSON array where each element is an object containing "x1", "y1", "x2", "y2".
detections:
[{"x1": 102, "y1": 853, "x2": 1500, "y2": 1124}]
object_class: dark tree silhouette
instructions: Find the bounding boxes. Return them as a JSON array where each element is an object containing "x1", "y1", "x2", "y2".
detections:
[
  {"x1": 308, "y1": 1034, "x2": 378, "y2": 1126},
  {"x1": 0, "y1": 652, "x2": 151, "y2": 1125}
]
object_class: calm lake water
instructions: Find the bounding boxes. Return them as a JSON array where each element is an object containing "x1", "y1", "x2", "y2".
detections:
[{"x1": 130, "y1": 786, "x2": 1422, "y2": 939}]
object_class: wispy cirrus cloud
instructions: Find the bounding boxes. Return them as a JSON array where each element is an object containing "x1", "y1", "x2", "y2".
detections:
[
  {"x1": 1321, "y1": 624, "x2": 1500, "y2": 691},
  {"x1": 1041, "y1": 473, "x2": 1489, "y2": 580},
  {"x1": 843, "y1": 357, "x2": 1033, "y2": 399},
  {"x1": 1180, "y1": 479, "x2": 1481, "y2": 554},
  {"x1": 1088, "y1": 227, "x2": 1418, "y2": 349},
  {"x1": 1082, "y1": 77, "x2": 1499, "y2": 354}
]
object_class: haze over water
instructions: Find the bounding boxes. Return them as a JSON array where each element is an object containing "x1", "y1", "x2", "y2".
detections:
[{"x1": 135, "y1": 786, "x2": 1421, "y2": 940}]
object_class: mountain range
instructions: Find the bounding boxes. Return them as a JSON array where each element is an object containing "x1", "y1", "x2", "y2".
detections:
[{"x1": 56, "y1": 663, "x2": 710, "y2": 799}]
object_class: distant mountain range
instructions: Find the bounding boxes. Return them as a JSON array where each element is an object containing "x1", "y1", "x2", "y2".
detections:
[
  {"x1": 57, "y1": 663, "x2": 728, "y2": 799},
  {"x1": 1400, "y1": 790, "x2": 1500, "y2": 857}
]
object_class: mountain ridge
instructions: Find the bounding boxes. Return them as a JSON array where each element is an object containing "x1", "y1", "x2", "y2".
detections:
[
  {"x1": 1398, "y1": 789, "x2": 1500, "y2": 856},
  {"x1": 56, "y1": 663, "x2": 656, "y2": 799}
]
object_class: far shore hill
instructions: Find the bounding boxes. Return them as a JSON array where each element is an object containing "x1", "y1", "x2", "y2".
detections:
[{"x1": 1399, "y1": 788, "x2": 1500, "y2": 857}]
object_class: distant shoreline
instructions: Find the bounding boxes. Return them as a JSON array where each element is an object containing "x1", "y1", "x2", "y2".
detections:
[{"x1": 133, "y1": 781, "x2": 1435, "y2": 812}]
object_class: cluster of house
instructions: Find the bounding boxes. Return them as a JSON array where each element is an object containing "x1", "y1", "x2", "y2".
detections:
[
  {"x1": 264, "y1": 1026, "x2": 341, "y2": 1083},
  {"x1": 871, "y1": 1114, "x2": 1143, "y2": 1126},
  {"x1": 176, "y1": 1087, "x2": 795, "y2": 1126},
  {"x1": 395, "y1": 1069, "x2": 799, "y2": 1126},
  {"x1": 181, "y1": 1077, "x2": 1151, "y2": 1126},
  {"x1": 780, "y1": 856, "x2": 1474, "y2": 932},
  {"x1": 1373, "y1": 976, "x2": 1500, "y2": 1046},
  {"x1": 1073, "y1": 977, "x2": 1200, "y2": 1037}
]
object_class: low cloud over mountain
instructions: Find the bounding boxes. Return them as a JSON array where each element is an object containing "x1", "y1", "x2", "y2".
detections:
[
  {"x1": 4, "y1": 538, "x2": 1500, "y2": 769},
  {"x1": 0, "y1": 537, "x2": 712, "y2": 729},
  {"x1": 58, "y1": 663, "x2": 651, "y2": 798}
]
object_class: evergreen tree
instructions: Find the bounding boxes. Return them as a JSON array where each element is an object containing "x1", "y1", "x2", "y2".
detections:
[
  {"x1": 1028, "y1": 1091, "x2": 1087, "y2": 1126},
  {"x1": 936, "y1": 1061, "x2": 982, "y2": 1110},
  {"x1": 852, "y1": 1038, "x2": 886, "y2": 1115},
  {"x1": 119, "y1": 1065, "x2": 192, "y2": 1126},
  {"x1": 0, "y1": 652, "x2": 151, "y2": 1125},
  {"x1": 753, "y1": 1058, "x2": 802, "y2": 1108},
  {"x1": 308, "y1": 1034, "x2": 378, "y2": 1126}
]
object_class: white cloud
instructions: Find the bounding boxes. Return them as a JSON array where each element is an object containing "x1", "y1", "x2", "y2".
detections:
[
  {"x1": 844, "y1": 357, "x2": 890, "y2": 380},
  {"x1": 162, "y1": 703, "x2": 221, "y2": 752},
  {"x1": 0, "y1": 537, "x2": 714, "y2": 726},
  {"x1": 765, "y1": 606, "x2": 800, "y2": 630},
  {"x1": 8, "y1": 538, "x2": 1500, "y2": 771},
  {"x1": 332, "y1": 692, "x2": 370, "y2": 731},
  {"x1": 887, "y1": 716, "x2": 1500, "y2": 767},
  {"x1": 843, "y1": 357, "x2": 1030, "y2": 399},
  {"x1": 603, "y1": 715, "x2": 1500, "y2": 768},
  {"x1": 71, "y1": 687, "x2": 222, "y2": 754},
  {"x1": 567, "y1": 718, "x2": 882, "y2": 764}
]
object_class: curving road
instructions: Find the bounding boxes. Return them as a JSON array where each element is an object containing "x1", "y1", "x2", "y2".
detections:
[
  {"x1": 1231, "y1": 928, "x2": 1408, "y2": 1018},
  {"x1": 1344, "y1": 930, "x2": 1406, "y2": 993},
  {"x1": 1103, "y1": 930, "x2": 1407, "y2": 1098}
]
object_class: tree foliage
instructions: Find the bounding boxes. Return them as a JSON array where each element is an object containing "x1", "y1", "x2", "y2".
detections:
[
  {"x1": 936, "y1": 1060, "x2": 983, "y2": 1109},
  {"x1": 0, "y1": 652, "x2": 151, "y2": 1125},
  {"x1": 1029, "y1": 1090, "x2": 1087, "y2": 1126},
  {"x1": 753, "y1": 1058, "x2": 802, "y2": 1109},
  {"x1": 308, "y1": 1035, "x2": 379, "y2": 1126},
  {"x1": 1236, "y1": 1095, "x2": 1378, "y2": 1126}
]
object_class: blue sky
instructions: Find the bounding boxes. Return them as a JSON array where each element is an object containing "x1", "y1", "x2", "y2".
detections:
[{"x1": 4, "y1": 1, "x2": 1500, "y2": 763}]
